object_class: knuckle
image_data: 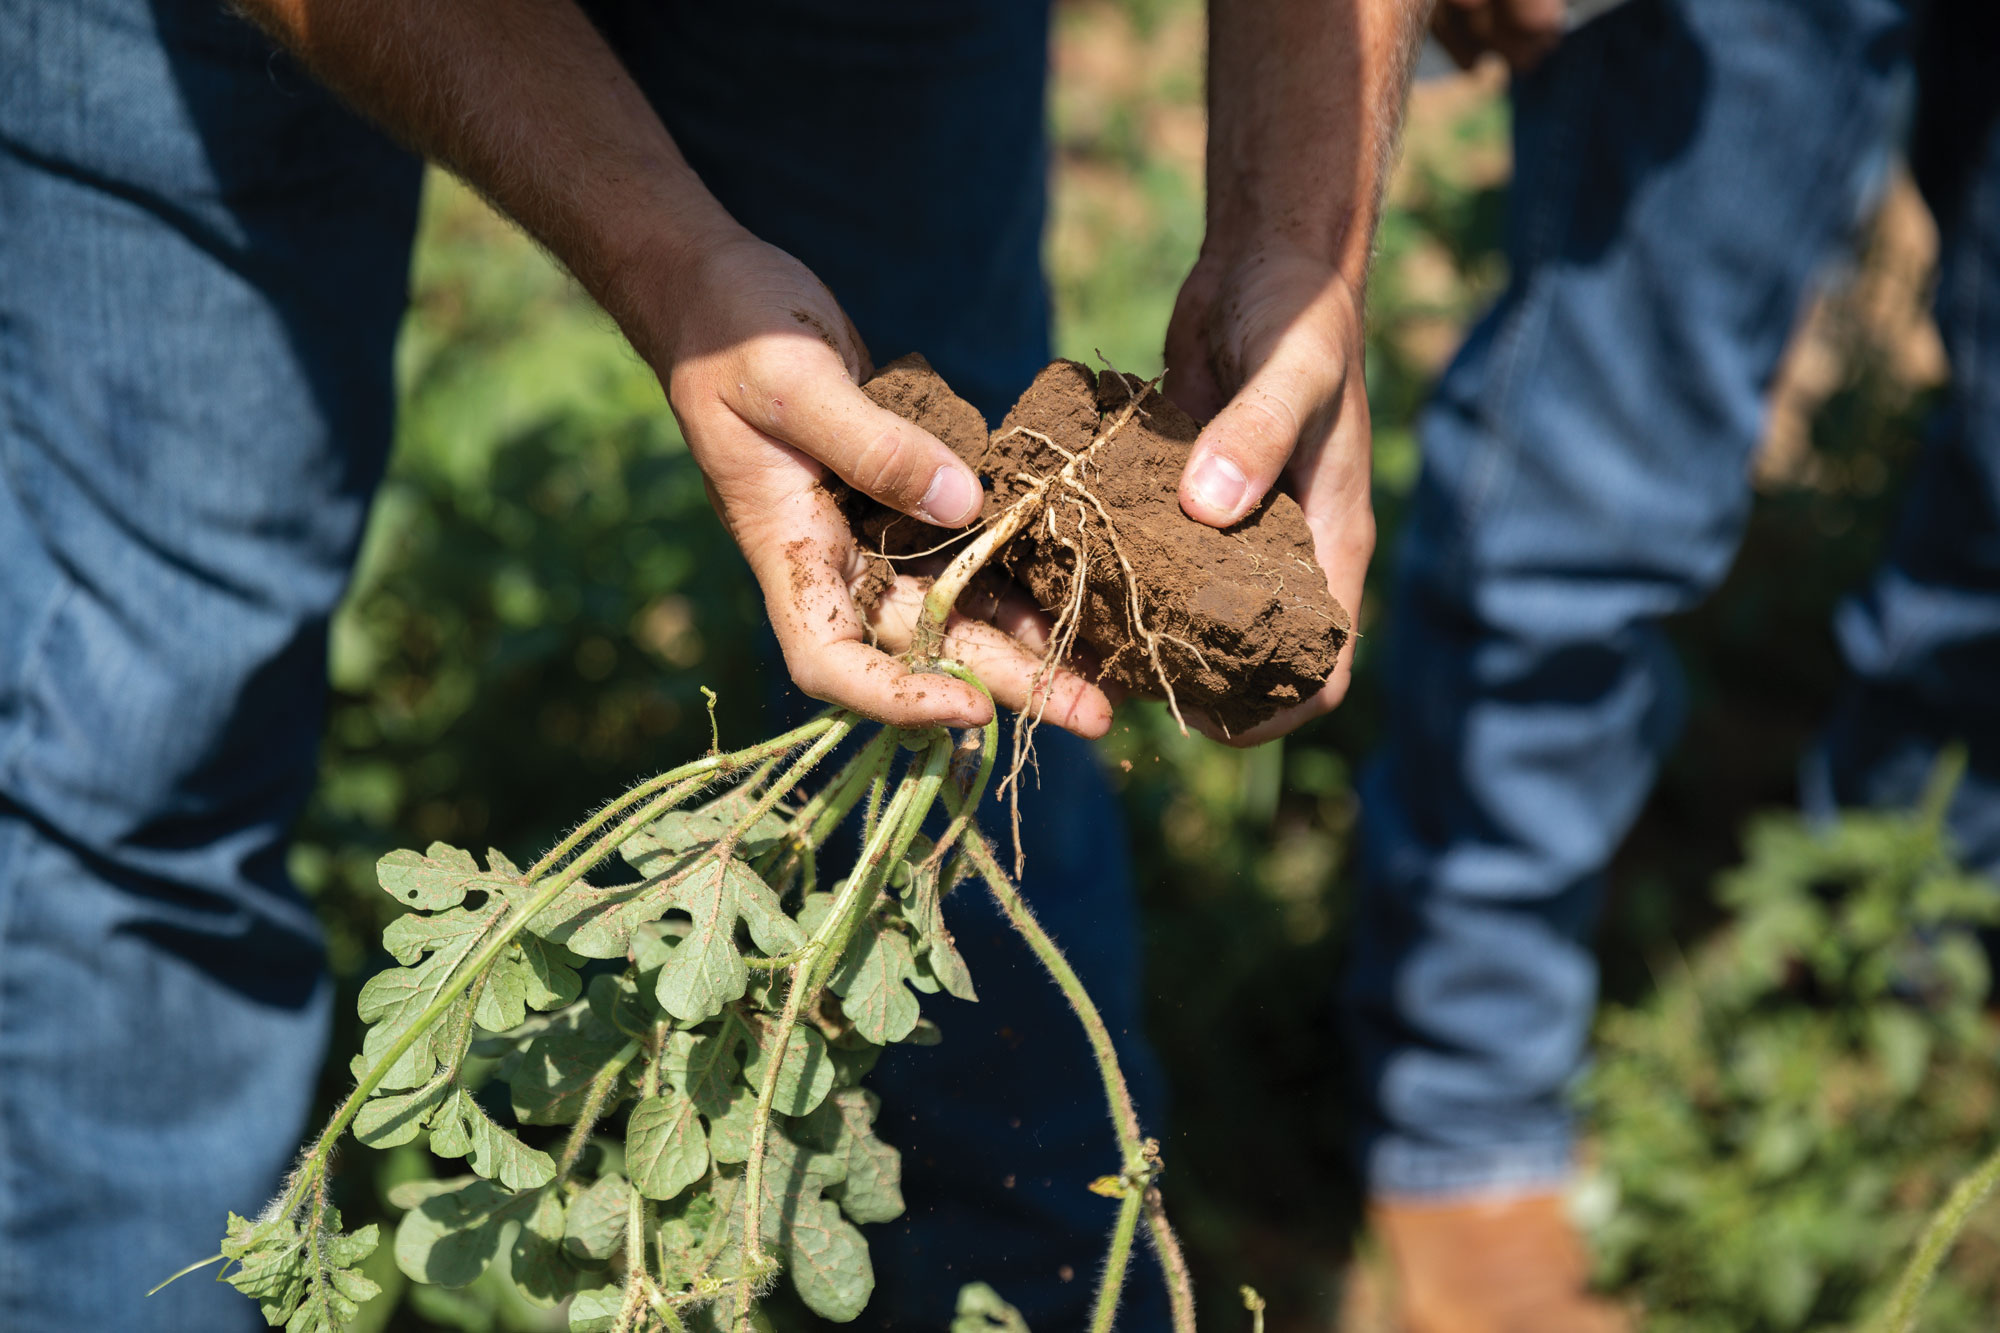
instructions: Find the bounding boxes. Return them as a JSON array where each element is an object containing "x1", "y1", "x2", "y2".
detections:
[
  {"x1": 1229, "y1": 390, "x2": 1302, "y2": 462},
  {"x1": 847, "y1": 424, "x2": 925, "y2": 502}
]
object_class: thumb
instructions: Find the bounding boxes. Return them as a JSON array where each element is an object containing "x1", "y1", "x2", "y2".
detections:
[{"x1": 1178, "y1": 341, "x2": 1346, "y2": 528}]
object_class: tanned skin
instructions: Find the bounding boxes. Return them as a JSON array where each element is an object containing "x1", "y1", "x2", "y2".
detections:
[
  {"x1": 238, "y1": 0, "x2": 1428, "y2": 743},
  {"x1": 1168, "y1": 0, "x2": 1428, "y2": 744}
]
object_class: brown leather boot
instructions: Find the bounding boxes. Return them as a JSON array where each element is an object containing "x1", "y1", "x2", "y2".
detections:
[{"x1": 1370, "y1": 1191, "x2": 1632, "y2": 1333}]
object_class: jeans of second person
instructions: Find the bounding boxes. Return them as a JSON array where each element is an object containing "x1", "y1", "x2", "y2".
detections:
[
  {"x1": 0, "y1": 1, "x2": 1159, "y2": 1330},
  {"x1": 1349, "y1": 0, "x2": 2000, "y2": 1197}
]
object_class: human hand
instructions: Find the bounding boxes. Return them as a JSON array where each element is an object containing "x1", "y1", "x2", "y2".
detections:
[
  {"x1": 1430, "y1": 0, "x2": 1565, "y2": 72},
  {"x1": 1164, "y1": 240, "x2": 1374, "y2": 746},
  {"x1": 642, "y1": 231, "x2": 1112, "y2": 738}
]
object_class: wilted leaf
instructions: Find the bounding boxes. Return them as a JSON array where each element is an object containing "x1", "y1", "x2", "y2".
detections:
[
  {"x1": 953, "y1": 1282, "x2": 1031, "y2": 1333},
  {"x1": 566, "y1": 1283, "x2": 628, "y2": 1333},
  {"x1": 655, "y1": 1189, "x2": 721, "y2": 1289},
  {"x1": 784, "y1": 1194, "x2": 873, "y2": 1322},
  {"x1": 389, "y1": 1175, "x2": 532, "y2": 1287},
  {"x1": 625, "y1": 791, "x2": 790, "y2": 862},
  {"x1": 353, "y1": 1079, "x2": 451, "y2": 1150},
  {"x1": 707, "y1": 1083, "x2": 760, "y2": 1165},
  {"x1": 221, "y1": 1209, "x2": 381, "y2": 1333},
  {"x1": 356, "y1": 905, "x2": 499, "y2": 1089},
  {"x1": 510, "y1": 1185, "x2": 584, "y2": 1306},
  {"x1": 665, "y1": 1023, "x2": 745, "y2": 1118},
  {"x1": 531, "y1": 853, "x2": 803, "y2": 1024},
  {"x1": 477, "y1": 934, "x2": 583, "y2": 1032},
  {"x1": 909, "y1": 861, "x2": 976, "y2": 1002}
]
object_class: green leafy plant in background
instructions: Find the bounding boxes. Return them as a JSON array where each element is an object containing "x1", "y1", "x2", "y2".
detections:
[{"x1": 1585, "y1": 755, "x2": 2000, "y2": 1332}]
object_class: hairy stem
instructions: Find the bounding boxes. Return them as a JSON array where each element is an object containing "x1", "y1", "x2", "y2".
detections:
[
  {"x1": 558, "y1": 1039, "x2": 644, "y2": 1179},
  {"x1": 1873, "y1": 1134, "x2": 2000, "y2": 1333},
  {"x1": 1090, "y1": 1191, "x2": 1144, "y2": 1333},
  {"x1": 801, "y1": 733, "x2": 953, "y2": 1006},
  {"x1": 1144, "y1": 1190, "x2": 1199, "y2": 1333},
  {"x1": 268, "y1": 717, "x2": 847, "y2": 1230},
  {"x1": 528, "y1": 710, "x2": 838, "y2": 881},
  {"x1": 924, "y1": 663, "x2": 998, "y2": 871},
  {"x1": 735, "y1": 959, "x2": 811, "y2": 1331},
  {"x1": 758, "y1": 727, "x2": 900, "y2": 888},
  {"x1": 955, "y1": 816, "x2": 1197, "y2": 1333}
]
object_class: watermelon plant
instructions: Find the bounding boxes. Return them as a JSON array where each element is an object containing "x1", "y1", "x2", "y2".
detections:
[
  {"x1": 164, "y1": 673, "x2": 1193, "y2": 1333},
  {"x1": 159, "y1": 367, "x2": 1214, "y2": 1333}
]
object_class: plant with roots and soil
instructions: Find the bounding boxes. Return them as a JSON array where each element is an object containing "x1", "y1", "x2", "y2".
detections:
[
  {"x1": 152, "y1": 352, "x2": 2000, "y2": 1333},
  {"x1": 159, "y1": 358, "x2": 1347, "y2": 1333}
]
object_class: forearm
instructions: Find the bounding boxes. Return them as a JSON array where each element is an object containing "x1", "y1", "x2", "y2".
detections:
[
  {"x1": 1204, "y1": 0, "x2": 1429, "y2": 285},
  {"x1": 234, "y1": 0, "x2": 735, "y2": 360}
]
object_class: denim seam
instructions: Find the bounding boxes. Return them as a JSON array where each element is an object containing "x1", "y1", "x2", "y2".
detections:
[
  {"x1": 0, "y1": 320, "x2": 59, "y2": 1323},
  {"x1": 1448, "y1": 42, "x2": 1608, "y2": 581},
  {"x1": 0, "y1": 379, "x2": 82, "y2": 795}
]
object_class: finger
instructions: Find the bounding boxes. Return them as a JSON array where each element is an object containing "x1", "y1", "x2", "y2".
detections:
[
  {"x1": 963, "y1": 582, "x2": 1058, "y2": 657},
  {"x1": 1179, "y1": 346, "x2": 1345, "y2": 528},
  {"x1": 1178, "y1": 263, "x2": 1361, "y2": 528},
  {"x1": 938, "y1": 615, "x2": 1113, "y2": 738},
  {"x1": 1491, "y1": 15, "x2": 1562, "y2": 72},
  {"x1": 729, "y1": 340, "x2": 985, "y2": 527},
  {"x1": 714, "y1": 444, "x2": 994, "y2": 729},
  {"x1": 1162, "y1": 267, "x2": 1229, "y2": 423},
  {"x1": 1429, "y1": 8, "x2": 1486, "y2": 69},
  {"x1": 863, "y1": 578, "x2": 1112, "y2": 738}
]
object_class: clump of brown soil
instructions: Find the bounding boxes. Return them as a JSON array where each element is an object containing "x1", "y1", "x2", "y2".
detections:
[{"x1": 849, "y1": 355, "x2": 1349, "y2": 735}]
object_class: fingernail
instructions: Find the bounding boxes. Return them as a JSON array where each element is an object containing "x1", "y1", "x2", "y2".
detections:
[
  {"x1": 1187, "y1": 454, "x2": 1248, "y2": 519},
  {"x1": 919, "y1": 466, "x2": 980, "y2": 526}
]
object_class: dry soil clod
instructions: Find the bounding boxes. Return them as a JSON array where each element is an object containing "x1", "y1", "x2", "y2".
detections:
[{"x1": 848, "y1": 354, "x2": 1349, "y2": 736}]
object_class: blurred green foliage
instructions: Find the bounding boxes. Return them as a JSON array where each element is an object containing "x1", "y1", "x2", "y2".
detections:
[
  {"x1": 288, "y1": 4, "x2": 1997, "y2": 1330},
  {"x1": 1587, "y1": 757, "x2": 2000, "y2": 1331}
]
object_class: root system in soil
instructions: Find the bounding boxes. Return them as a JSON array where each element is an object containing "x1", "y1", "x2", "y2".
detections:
[{"x1": 848, "y1": 355, "x2": 1350, "y2": 735}]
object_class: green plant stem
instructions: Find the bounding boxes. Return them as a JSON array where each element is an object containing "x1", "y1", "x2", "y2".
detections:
[
  {"x1": 757, "y1": 727, "x2": 900, "y2": 888},
  {"x1": 955, "y1": 815, "x2": 1197, "y2": 1333},
  {"x1": 268, "y1": 718, "x2": 847, "y2": 1231},
  {"x1": 801, "y1": 733, "x2": 952, "y2": 1006},
  {"x1": 1873, "y1": 1134, "x2": 2000, "y2": 1333},
  {"x1": 1089, "y1": 1191, "x2": 1144, "y2": 1333},
  {"x1": 733, "y1": 727, "x2": 954, "y2": 1328},
  {"x1": 711, "y1": 716, "x2": 860, "y2": 865},
  {"x1": 558, "y1": 1038, "x2": 644, "y2": 1179},
  {"x1": 735, "y1": 958, "x2": 811, "y2": 1332},
  {"x1": 527, "y1": 710, "x2": 839, "y2": 881},
  {"x1": 924, "y1": 662, "x2": 996, "y2": 870},
  {"x1": 1144, "y1": 1192, "x2": 1198, "y2": 1333},
  {"x1": 958, "y1": 822, "x2": 1142, "y2": 1148},
  {"x1": 801, "y1": 728, "x2": 901, "y2": 848}
]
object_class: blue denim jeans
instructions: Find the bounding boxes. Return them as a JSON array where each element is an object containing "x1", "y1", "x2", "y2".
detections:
[
  {"x1": 0, "y1": 1, "x2": 1158, "y2": 1329},
  {"x1": 1348, "y1": 0, "x2": 2000, "y2": 1197}
]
